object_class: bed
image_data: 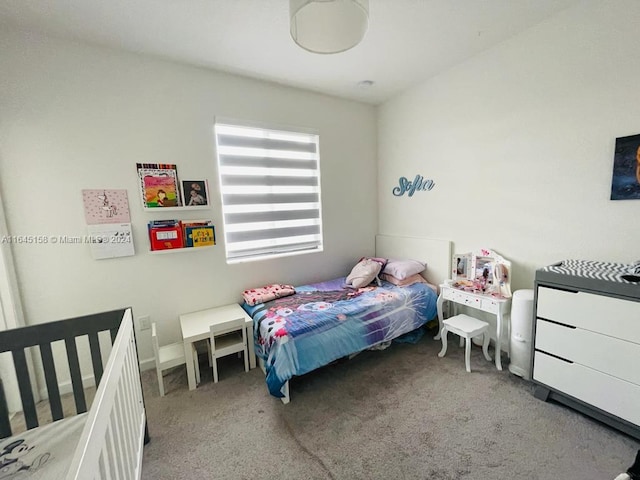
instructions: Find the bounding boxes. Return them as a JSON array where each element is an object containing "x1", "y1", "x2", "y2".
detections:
[
  {"x1": 0, "y1": 308, "x2": 146, "y2": 479},
  {"x1": 244, "y1": 235, "x2": 451, "y2": 403}
]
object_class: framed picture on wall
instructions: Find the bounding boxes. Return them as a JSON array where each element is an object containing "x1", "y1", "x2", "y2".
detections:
[
  {"x1": 610, "y1": 133, "x2": 640, "y2": 200},
  {"x1": 181, "y1": 180, "x2": 209, "y2": 207}
]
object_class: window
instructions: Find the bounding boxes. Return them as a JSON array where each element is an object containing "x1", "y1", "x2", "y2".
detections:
[{"x1": 214, "y1": 120, "x2": 323, "y2": 263}]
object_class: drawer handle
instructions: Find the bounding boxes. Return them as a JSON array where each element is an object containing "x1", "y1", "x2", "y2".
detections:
[
  {"x1": 537, "y1": 318, "x2": 576, "y2": 329},
  {"x1": 536, "y1": 349, "x2": 573, "y2": 364},
  {"x1": 538, "y1": 285, "x2": 578, "y2": 294}
]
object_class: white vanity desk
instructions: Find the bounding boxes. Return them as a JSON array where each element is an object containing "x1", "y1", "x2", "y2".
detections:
[
  {"x1": 437, "y1": 248, "x2": 513, "y2": 371},
  {"x1": 436, "y1": 286, "x2": 511, "y2": 370}
]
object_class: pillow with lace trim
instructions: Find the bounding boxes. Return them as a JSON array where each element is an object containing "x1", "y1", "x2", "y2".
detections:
[{"x1": 345, "y1": 258, "x2": 383, "y2": 289}]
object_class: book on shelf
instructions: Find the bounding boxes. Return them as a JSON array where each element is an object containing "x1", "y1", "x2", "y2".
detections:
[
  {"x1": 136, "y1": 163, "x2": 181, "y2": 208},
  {"x1": 182, "y1": 220, "x2": 215, "y2": 248},
  {"x1": 148, "y1": 219, "x2": 184, "y2": 251}
]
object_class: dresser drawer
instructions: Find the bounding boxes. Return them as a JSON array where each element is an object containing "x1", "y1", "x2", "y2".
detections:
[
  {"x1": 536, "y1": 287, "x2": 640, "y2": 343},
  {"x1": 535, "y1": 319, "x2": 640, "y2": 385},
  {"x1": 533, "y1": 351, "x2": 640, "y2": 426}
]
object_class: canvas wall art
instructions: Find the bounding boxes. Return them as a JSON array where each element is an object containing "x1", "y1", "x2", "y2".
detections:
[
  {"x1": 82, "y1": 189, "x2": 131, "y2": 224},
  {"x1": 610, "y1": 134, "x2": 640, "y2": 200}
]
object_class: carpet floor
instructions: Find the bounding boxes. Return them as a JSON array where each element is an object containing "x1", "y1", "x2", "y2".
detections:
[{"x1": 140, "y1": 330, "x2": 639, "y2": 480}]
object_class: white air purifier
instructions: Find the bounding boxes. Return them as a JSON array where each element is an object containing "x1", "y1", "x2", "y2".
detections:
[{"x1": 509, "y1": 289, "x2": 534, "y2": 380}]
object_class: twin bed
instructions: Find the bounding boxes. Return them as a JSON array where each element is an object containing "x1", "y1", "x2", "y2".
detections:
[
  {"x1": 244, "y1": 235, "x2": 452, "y2": 403},
  {"x1": 0, "y1": 235, "x2": 449, "y2": 480},
  {"x1": 0, "y1": 308, "x2": 146, "y2": 479}
]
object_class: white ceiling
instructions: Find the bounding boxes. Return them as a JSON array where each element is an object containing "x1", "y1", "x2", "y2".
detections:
[{"x1": 0, "y1": 0, "x2": 581, "y2": 105}]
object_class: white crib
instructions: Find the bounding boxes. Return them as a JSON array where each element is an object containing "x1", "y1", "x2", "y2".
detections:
[{"x1": 0, "y1": 308, "x2": 146, "y2": 479}]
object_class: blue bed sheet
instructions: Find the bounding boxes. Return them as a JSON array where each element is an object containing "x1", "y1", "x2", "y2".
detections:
[{"x1": 242, "y1": 277, "x2": 438, "y2": 398}]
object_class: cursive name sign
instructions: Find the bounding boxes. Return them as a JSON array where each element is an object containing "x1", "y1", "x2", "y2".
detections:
[{"x1": 392, "y1": 175, "x2": 435, "y2": 197}]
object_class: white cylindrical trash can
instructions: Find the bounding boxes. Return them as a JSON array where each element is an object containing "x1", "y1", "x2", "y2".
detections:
[{"x1": 509, "y1": 289, "x2": 534, "y2": 380}]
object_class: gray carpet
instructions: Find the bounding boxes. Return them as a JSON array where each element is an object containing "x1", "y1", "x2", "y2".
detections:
[{"x1": 140, "y1": 331, "x2": 639, "y2": 480}]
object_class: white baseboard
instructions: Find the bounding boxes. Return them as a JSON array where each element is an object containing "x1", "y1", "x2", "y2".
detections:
[
  {"x1": 139, "y1": 357, "x2": 155, "y2": 371},
  {"x1": 37, "y1": 358, "x2": 156, "y2": 400}
]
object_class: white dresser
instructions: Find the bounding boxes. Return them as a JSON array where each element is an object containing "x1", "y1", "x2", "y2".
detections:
[{"x1": 532, "y1": 261, "x2": 640, "y2": 440}]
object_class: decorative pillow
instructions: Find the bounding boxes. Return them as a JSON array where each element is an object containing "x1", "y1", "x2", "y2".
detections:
[
  {"x1": 381, "y1": 273, "x2": 427, "y2": 287},
  {"x1": 346, "y1": 258, "x2": 382, "y2": 288},
  {"x1": 382, "y1": 258, "x2": 425, "y2": 280},
  {"x1": 242, "y1": 284, "x2": 296, "y2": 306},
  {"x1": 359, "y1": 256, "x2": 388, "y2": 270}
]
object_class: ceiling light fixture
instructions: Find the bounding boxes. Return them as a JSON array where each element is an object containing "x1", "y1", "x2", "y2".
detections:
[{"x1": 289, "y1": 0, "x2": 369, "y2": 54}]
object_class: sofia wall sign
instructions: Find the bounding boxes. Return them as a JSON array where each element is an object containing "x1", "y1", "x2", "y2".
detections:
[{"x1": 392, "y1": 175, "x2": 435, "y2": 197}]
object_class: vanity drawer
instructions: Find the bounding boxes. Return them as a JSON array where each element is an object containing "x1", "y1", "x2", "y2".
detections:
[
  {"x1": 450, "y1": 290, "x2": 482, "y2": 308},
  {"x1": 536, "y1": 287, "x2": 640, "y2": 343},
  {"x1": 535, "y1": 319, "x2": 640, "y2": 385},
  {"x1": 533, "y1": 351, "x2": 640, "y2": 426},
  {"x1": 442, "y1": 288, "x2": 456, "y2": 301},
  {"x1": 480, "y1": 297, "x2": 500, "y2": 314}
]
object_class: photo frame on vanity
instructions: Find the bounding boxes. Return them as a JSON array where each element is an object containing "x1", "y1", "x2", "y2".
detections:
[{"x1": 452, "y1": 252, "x2": 472, "y2": 282}]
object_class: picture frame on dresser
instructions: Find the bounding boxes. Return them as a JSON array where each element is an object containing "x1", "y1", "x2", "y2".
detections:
[{"x1": 452, "y1": 252, "x2": 472, "y2": 282}]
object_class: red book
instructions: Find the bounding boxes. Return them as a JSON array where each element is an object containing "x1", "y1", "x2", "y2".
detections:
[{"x1": 149, "y1": 224, "x2": 184, "y2": 250}]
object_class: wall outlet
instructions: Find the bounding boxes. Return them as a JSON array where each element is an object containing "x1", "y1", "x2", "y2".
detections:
[{"x1": 139, "y1": 315, "x2": 151, "y2": 330}]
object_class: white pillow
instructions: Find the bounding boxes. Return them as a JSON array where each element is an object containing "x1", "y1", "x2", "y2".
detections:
[
  {"x1": 346, "y1": 258, "x2": 382, "y2": 288},
  {"x1": 383, "y1": 259, "x2": 425, "y2": 280}
]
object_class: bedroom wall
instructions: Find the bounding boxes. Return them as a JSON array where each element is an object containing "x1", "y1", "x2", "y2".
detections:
[
  {"x1": 0, "y1": 28, "x2": 377, "y2": 370},
  {"x1": 378, "y1": 0, "x2": 640, "y2": 293}
]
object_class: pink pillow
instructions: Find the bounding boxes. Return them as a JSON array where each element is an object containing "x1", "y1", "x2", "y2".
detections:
[
  {"x1": 383, "y1": 259, "x2": 425, "y2": 280},
  {"x1": 381, "y1": 273, "x2": 427, "y2": 287}
]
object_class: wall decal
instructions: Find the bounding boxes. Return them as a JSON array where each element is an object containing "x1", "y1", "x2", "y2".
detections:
[
  {"x1": 611, "y1": 133, "x2": 640, "y2": 200},
  {"x1": 392, "y1": 175, "x2": 435, "y2": 197}
]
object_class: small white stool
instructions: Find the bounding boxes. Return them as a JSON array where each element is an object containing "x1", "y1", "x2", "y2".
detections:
[{"x1": 438, "y1": 314, "x2": 492, "y2": 372}]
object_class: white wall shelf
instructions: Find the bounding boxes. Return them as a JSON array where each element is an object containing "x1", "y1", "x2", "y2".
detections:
[
  {"x1": 143, "y1": 206, "x2": 211, "y2": 212},
  {"x1": 149, "y1": 246, "x2": 214, "y2": 254}
]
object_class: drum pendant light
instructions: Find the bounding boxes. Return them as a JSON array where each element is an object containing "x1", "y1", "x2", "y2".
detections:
[{"x1": 289, "y1": 0, "x2": 369, "y2": 54}]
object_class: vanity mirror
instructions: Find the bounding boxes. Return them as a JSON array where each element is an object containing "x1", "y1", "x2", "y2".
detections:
[{"x1": 450, "y1": 249, "x2": 511, "y2": 298}]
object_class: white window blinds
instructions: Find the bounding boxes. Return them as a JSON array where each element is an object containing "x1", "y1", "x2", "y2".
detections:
[{"x1": 214, "y1": 121, "x2": 323, "y2": 263}]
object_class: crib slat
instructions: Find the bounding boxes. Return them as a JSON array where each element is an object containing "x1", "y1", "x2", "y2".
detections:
[
  {"x1": 39, "y1": 342, "x2": 64, "y2": 421},
  {"x1": 64, "y1": 337, "x2": 87, "y2": 414},
  {"x1": 88, "y1": 331, "x2": 104, "y2": 385},
  {"x1": 0, "y1": 378, "x2": 11, "y2": 439},
  {"x1": 12, "y1": 348, "x2": 38, "y2": 430}
]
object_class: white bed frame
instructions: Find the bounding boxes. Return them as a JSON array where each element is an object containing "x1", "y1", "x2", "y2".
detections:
[
  {"x1": 0, "y1": 308, "x2": 146, "y2": 479},
  {"x1": 258, "y1": 235, "x2": 451, "y2": 404}
]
